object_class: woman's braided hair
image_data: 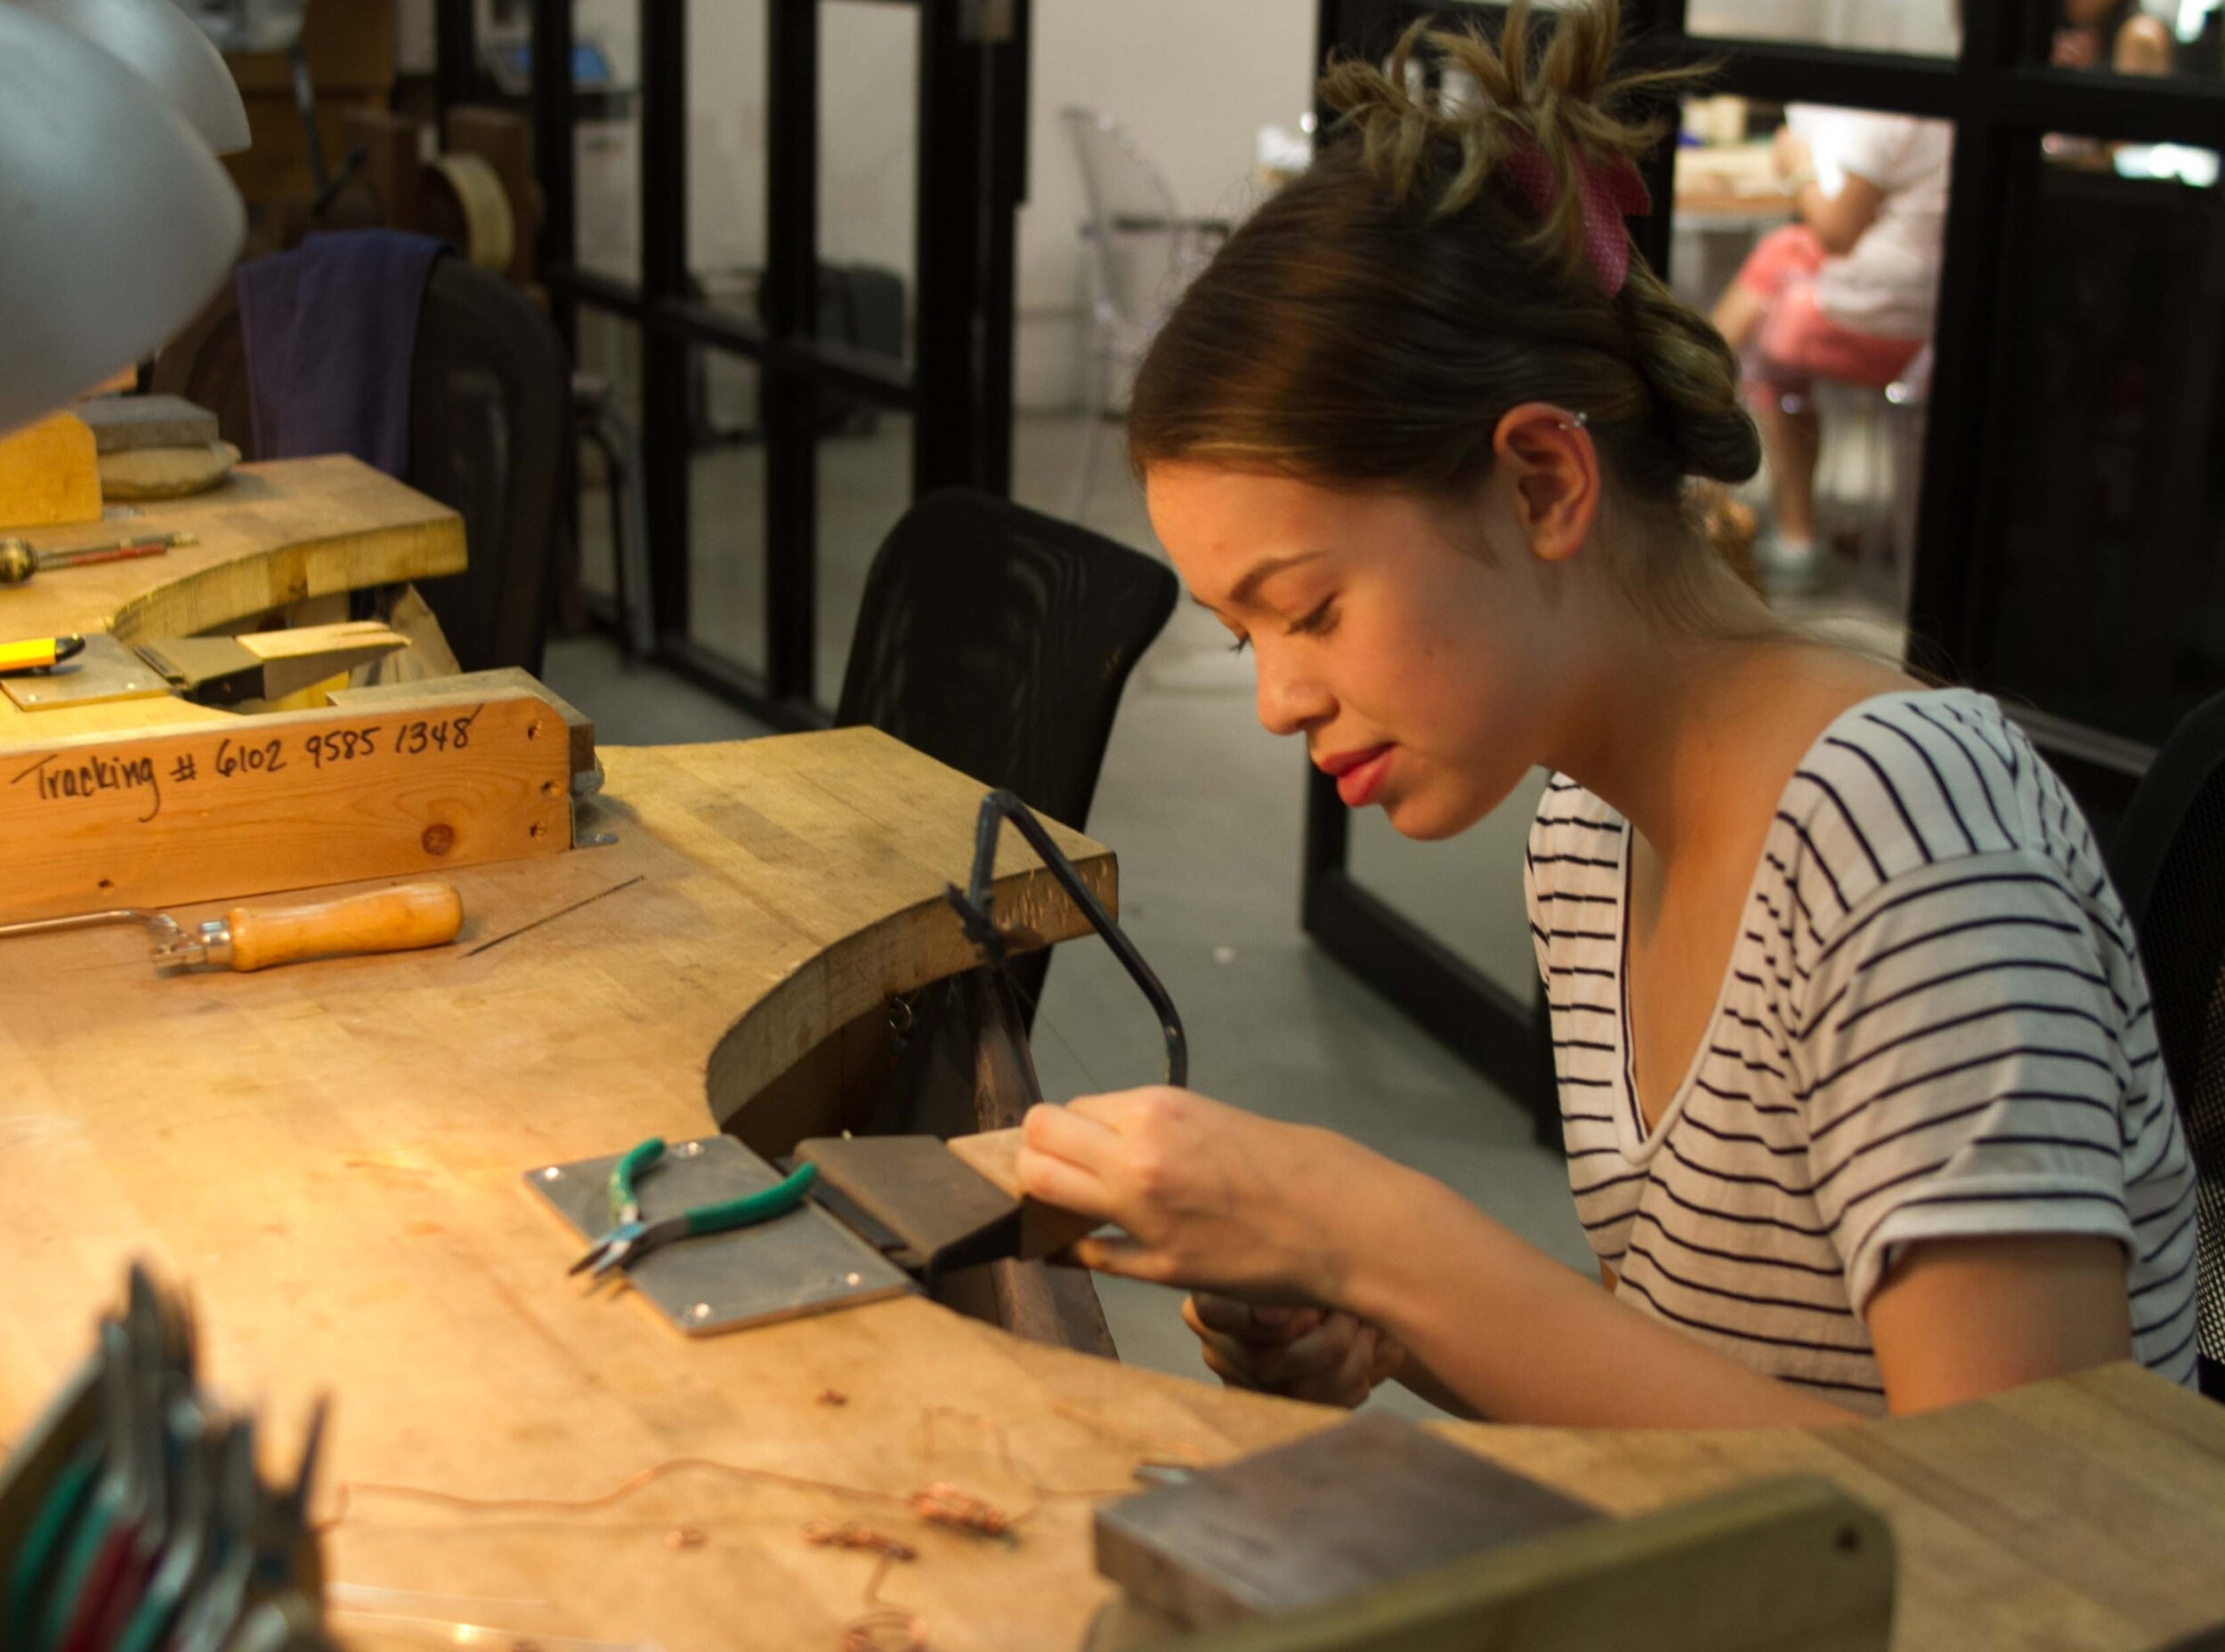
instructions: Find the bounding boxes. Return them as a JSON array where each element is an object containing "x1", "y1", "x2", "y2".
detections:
[{"x1": 1128, "y1": 1, "x2": 1762, "y2": 617}]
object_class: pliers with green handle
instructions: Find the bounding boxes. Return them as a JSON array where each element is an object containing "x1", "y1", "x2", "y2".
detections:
[{"x1": 568, "y1": 1137, "x2": 820, "y2": 1278}]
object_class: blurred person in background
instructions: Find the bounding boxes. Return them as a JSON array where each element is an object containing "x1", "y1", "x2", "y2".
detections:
[{"x1": 1710, "y1": 109, "x2": 1950, "y2": 587}]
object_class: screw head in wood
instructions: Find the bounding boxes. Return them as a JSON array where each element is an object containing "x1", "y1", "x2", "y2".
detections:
[{"x1": 421, "y1": 822, "x2": 456, "y2": 855}]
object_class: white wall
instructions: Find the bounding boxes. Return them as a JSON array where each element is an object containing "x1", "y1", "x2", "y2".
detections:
[
  {"x1": 1687, "y1": 0, "x2": 1959, "y2": 55},
  {"x1": 569, "y1": 0, "x2": 1316, "y2": 404},
  {"x1": 685, "y1": 0, "x2": 767, "y2": 279},
  {"x1": 684, "y1": 2, "x2": 918, "y2": 289},
  {"x1": 1018, "y1": 0, "x2": 1315, "y2": 409}
]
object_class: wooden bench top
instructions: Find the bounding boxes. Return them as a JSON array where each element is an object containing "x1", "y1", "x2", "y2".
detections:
[{"x1": 2, "y1": 727, "x2": 2222, "y2": 1650}]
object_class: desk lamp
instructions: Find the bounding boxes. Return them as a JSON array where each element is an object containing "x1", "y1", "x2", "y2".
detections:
[
  {"x1": 5, "y1": 0, "x2": 251, "y2": 154},
  {"x1": 0, "y1": 5, "x2": 245, "y2": 433}
]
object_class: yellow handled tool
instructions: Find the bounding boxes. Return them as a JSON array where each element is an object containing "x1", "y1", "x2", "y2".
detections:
[
  {"x1": 0, "y1": 634, "x2": 85, "y2": 674},
  {"x1": 0, "y1": 882, "x2": 463, "y2": 973}
]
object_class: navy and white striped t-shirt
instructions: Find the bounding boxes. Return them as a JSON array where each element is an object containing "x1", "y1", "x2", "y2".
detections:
[{"x1": 1525, "y1": 687, "x2": 2197, "y2": 1414}]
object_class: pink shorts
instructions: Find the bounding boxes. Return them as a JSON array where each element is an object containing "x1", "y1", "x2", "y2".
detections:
[{"x1": 1735, "y1": 225, "x2": 1924, "y2": 393}]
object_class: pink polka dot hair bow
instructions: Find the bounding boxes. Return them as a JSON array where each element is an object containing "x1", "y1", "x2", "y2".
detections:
[{"x1": 1499, "y1": 136, "x2": 1653, "y2": 296}]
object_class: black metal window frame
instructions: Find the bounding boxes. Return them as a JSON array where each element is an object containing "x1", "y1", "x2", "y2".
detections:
[
  {"x1": 1305, "y1": 0, "x2": 2225, "y2": 1125},
  {"x1": 511, "y1": 0, "x2": 1030, "y2": 730}
]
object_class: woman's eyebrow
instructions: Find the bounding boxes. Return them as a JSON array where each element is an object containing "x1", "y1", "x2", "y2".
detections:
[{"x1": 1210, "y1": 551, "x2": 1326, "y2": 612}]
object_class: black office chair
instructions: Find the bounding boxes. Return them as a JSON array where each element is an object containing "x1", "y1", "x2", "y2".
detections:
[
  {"x1": 2111, "y1": 688, "x2": 2225, "y2": 1400},
  {"x1": 836, "y1": 488, "x2": 1179, "y2": 1016},
  {"x1": 153, "y1": 255, "x2": 568, "y2": 676}
]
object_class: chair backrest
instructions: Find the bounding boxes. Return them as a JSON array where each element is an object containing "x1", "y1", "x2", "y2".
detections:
[
  {"x1": 406, "y1": 259, "x2": 570, "y2": 676},
  {"x1": 836, "y1": 490, "x2": 1177, "y2": 1018},
  {"x1": 837, "y1": 487, "x2": 1177, "y2": 832},
  {"x1": 153, "y1": 255, "x2": 568, "y2": 676},
  {"x1": 2110, "y1": 687, "x2": 2225, "y2": 1398}
]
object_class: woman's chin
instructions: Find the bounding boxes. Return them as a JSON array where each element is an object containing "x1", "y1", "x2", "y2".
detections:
[
  {"x1": 1379, "y1": 790, "x2": 1468, "y2": 842},
  {"x1": 1380, "y1": 773, "x2": 1524, "y2": 841}
]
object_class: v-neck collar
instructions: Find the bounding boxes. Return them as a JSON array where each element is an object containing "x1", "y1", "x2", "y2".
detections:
[{"x1": 1601, "y1": 685, "x2": 1976, "y2": 1165}]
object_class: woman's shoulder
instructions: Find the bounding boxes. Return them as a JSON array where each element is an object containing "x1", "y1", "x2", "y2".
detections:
[{"x1": 1776, "y1": 685, "x2": 2114, "y2": 935}]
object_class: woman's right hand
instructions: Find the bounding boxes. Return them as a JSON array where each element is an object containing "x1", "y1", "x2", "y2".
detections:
[{"x1": 1182, "y1": 1292, "x2": 1404, "y2": 1409}]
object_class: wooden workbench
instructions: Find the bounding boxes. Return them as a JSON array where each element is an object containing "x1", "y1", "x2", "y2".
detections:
[
  {"x1": 0, "y1": 454, "x2": 463, "y2": 736},
  {"x1": 1674, "y1": 140, "x2": 1801, "y2": 223},
  {"x1": 4, "y1": 729, "x2": 2225, "y2": 1651}
]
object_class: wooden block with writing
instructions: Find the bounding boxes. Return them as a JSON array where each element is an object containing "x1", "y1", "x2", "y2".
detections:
[
  {"x1": 948, "y1": 1126, "x2": 1103, "y2": 1259},
  {"x1": 330, "y1": 668, "x2": 595, "y2": 781},
  {"x1": 0, "y1": 692, "x2": 571, "y2": 921},
  {"x1": 0, "y1": 412, "x2": 101, "y2": 530}
]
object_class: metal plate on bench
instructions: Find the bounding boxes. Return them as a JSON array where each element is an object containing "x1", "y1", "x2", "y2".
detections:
[
  {"x1": 4, "y1": 634, "x2": 169, "y2": 710},
  {"x1": 525, "y1": 1135, "x2": 918, "y2": 1336}
]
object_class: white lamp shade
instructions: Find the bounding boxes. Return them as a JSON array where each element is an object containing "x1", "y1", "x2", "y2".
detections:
[
  {"x1": 0, "y1": 6, "x2": 245, "y2": 433},
  {"x1": 5, "y1": 0, "x2": 251, "y2": 154}
]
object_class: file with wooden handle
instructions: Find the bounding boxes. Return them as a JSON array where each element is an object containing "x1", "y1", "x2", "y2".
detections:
[
  {"x1": 0, "y1": 881, "x2": 463, "y2": 973},
  {"x1": 221, "y1": 883, "x2": 463, "y2": 971}
]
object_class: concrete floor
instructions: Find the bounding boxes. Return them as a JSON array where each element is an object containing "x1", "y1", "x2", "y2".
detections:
[{"x1": 554, "y1": 409, "x2": 1908, "y2": 1416}]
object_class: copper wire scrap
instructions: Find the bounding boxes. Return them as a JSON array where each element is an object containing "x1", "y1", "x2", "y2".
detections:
[
  {"x1": 839, "y1": 1546, "x2": 930, "y2": 1652},
  {"x1": 817, "y1": 1388, "x2": 849, "y2": 1406},
  {"x1": 1047, "y1": 1399, "x2": 1212, "y2": 1466},
  {"x1": 909, "y1": 1482, "x2": 1012, "y2": 1538},
  {"x1": 668, "y1": 1525, "x2": 707, "y2": 1550},
  {"x1": 323, "y1": 1456, "x2": 916, "y2": 1529},
  {"x1": 804, "y1": 1518, "x2": 916, "y2": 1560}
]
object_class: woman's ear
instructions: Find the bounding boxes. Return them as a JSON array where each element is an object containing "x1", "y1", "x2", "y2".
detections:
[{"x1": 1492, "y1": 402, "x2": 1602, "y2": 564}]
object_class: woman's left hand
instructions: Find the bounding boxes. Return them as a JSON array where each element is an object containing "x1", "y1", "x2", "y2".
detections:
[{"x1": 1015, "y1": 1088, "x2": 1380, "y2": 1305}]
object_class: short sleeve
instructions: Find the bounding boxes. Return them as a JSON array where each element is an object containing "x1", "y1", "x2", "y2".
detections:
[
  {"x1": 1834, "y1": 111, "x2": 1918, "y2": 193},
  {"x1": 1793, "y1": 851, "x2": 2140, "y2": 1314},
  {"x1": 1524, "y1": 829, "x2": 1549, "y2": 988}
]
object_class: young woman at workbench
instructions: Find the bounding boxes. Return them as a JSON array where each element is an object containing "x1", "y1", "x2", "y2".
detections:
[{"x1": 1014, "y1": 2, "x2": 2197, "y2": 1425}]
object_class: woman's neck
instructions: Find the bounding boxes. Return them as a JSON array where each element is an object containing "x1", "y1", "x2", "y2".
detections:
[{"x1": 1550, "y1": 615, "x2": 1913, "y2": 872}]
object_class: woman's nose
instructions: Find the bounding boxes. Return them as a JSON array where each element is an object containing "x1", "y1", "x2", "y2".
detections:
[{"x1": 1254, "y1": 648, "x2": 1335, "y2": 738}]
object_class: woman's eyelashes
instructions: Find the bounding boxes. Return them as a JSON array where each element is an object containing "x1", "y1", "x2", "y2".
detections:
[{"x1": 1225, "y1": 596, "x2": 1338, "y2": 654}]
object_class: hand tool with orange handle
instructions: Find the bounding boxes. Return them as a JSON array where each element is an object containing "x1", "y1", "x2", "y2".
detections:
[{"x1": 0, "y1": 882, "x2": 463, "y2": 973}]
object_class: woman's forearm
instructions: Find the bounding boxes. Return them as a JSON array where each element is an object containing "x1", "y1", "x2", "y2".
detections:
[
  {"x1": 1329, "y1": 1161, "x2": 1861, "y2": 1429},
  {"x1": 1385, "y1": 1355, "x2": 1483, "y2": 1420}
]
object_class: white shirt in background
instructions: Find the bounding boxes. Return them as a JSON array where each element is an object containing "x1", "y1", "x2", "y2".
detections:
[{"x1": 1791, "y1": 105, "x2": 1954, "y2": 342}]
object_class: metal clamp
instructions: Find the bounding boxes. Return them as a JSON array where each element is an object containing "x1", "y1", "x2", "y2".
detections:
[{"x1": 0, "y1": 908, "x2": 227, "y2": 970}]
